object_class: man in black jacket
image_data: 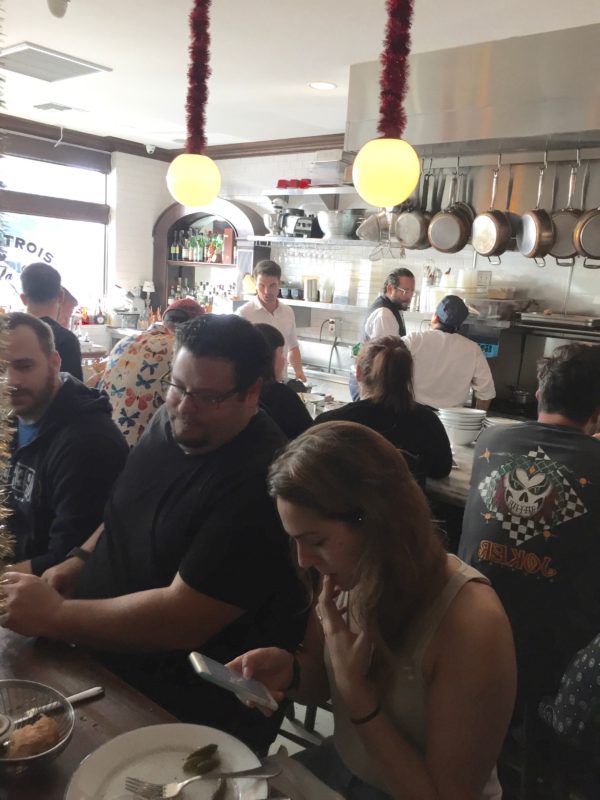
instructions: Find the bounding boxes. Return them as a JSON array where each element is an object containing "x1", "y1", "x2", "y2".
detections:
[
  {"x1": 3, "y1": 312, "x2": 128, "y2": 575},
  {"x1": 350, "y1": 268, "x2": 415, "y2": 400},
  {"x1": 20, "y1": 261, "x2": 83, "y2": 380}
]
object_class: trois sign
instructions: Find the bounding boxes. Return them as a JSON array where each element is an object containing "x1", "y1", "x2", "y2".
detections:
[{"x1": 3, "y1": 233, "x2": 54, "y2": 265}]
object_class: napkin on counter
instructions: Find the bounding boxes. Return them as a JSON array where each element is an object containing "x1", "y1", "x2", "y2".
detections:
[{"x1": 263, "y1": 747, "x2": 344, "y2": 800}]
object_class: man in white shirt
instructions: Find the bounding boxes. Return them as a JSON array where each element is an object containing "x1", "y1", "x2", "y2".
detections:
[
  {"x1": 403, "y1": 294, "x2": 496, "y2": 410},
  {"x1": 237, "y1": 260, "x2": 306, "y2": 382}
]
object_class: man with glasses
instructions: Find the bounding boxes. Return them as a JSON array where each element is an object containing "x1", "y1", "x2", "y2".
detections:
[
  {"x1": 350, "y1": 268, "x2": 415, "y2": 400},
  {"x1": 2, "y1": 315, "x2": 307, "y2": 753}
]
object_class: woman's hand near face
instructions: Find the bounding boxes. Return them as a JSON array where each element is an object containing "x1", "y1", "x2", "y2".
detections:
[{"x1": 317, "y1": 575, "x2": 377, "y2": 718}]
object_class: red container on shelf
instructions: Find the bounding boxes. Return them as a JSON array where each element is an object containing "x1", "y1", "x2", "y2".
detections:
[
  {"x1": 276, "y1": 179, "x2": 289, "y2": 188},
  {"x1": 299, "y1": 178, "x2": 312, "y2": 188}
]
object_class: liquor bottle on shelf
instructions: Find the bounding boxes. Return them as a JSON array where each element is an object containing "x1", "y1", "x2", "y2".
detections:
[
  {"x1": 170, "y1": 232, "x2": 178, "y2": 261},
  {"x1": 215, "y1": 234, "x2": 224, "y2": 263},
  {"x1": 177, "y1": 231, "x2": 185, "y2": 261},
  {"x1": 168, "y1": 283, "x2": 176, "y2": 300},
  {"x1": 199, "y1": 233, "x2": 205, "y2": 262}
]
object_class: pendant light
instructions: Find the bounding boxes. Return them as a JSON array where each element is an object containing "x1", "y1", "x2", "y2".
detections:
[
  {"x1": 352, "y1": 0, "x2": 420, "y2": 208},
  {"x1": 166, "y1": 0, "x2": 221, "y2": 207}
]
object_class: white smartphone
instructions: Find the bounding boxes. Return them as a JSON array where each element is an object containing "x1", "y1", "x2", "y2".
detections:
[{"x1": 188, "y1": 652, "x2": 279, "y2": 711}]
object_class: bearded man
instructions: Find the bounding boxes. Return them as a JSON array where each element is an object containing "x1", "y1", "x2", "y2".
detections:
[{"x1": 2, "y1": 312, "x2": 128, "y2": 574}]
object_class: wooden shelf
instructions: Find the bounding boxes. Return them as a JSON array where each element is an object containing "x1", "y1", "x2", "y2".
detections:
[{"x1": 167, "y1": 260, "x2": 236, "y2": 268}]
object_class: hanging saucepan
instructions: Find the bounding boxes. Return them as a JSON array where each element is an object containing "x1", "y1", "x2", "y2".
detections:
[
  {"x1": 472, "y1": 165, "x2": 514, "y2": 262},
  {"x1": 549, "y1": 164, "x2": 581, "y2": 267},
  {"x1": 428, "y1": 172, "x2": 471, "y2": 254},
  {"x1": 516, "y1": 165, "x2": 555, "y2": 267},
  {"x1": 573, "y1": 165, "x2": 600, "y2": 269},
  {"x1": 395, "y1": 167, "x2": 433, "y2": 249}
]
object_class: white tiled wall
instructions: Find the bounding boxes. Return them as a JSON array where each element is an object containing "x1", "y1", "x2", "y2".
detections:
[{"x1": 107, "y1": 152, "x2": 172, "y2": 291}]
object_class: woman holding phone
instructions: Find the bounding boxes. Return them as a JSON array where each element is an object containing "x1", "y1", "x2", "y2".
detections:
[{"x1": 229, "y1": 422, "x2": 515, "y2": 800}]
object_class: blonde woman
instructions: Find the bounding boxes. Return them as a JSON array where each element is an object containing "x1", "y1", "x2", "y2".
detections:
[{"x1": 230, "y1": 422, "x2": 515, "y2": 800}]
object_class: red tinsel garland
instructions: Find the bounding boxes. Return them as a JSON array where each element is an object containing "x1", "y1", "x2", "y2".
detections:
[
  {"x1": 378, "y1": 0, "x2": 415, "y2": 139},
  {"x1": 186, "y1": 0, "x2": 212, "y2": 154}
]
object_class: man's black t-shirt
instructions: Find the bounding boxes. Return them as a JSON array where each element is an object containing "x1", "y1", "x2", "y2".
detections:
[
  {"x1": 41, "y1": 317, "x2": 83, "y2": 380},
  {"x1": 459, "y1": 422, "x2": 600, "y2": 701},
  {"x1": 77, "y1": 407, "x2": 307, "y2": 751}
]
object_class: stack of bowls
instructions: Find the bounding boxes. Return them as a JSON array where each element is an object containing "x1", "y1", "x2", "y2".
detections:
[
  {"x1": 438, "y1": 408, "x2": 486, "y2": 446},
  {"x1": 482, "y1": 416, "x2": 525, "y2": 430}
]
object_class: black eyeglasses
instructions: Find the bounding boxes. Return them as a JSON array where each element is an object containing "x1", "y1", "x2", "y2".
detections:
[{"x1": 160, "y1": 373, "x2": 240, "y2": 408}]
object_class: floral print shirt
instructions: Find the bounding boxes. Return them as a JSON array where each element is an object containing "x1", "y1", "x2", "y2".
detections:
[{"x1": 98, "y1": 323, "x2": 174, "y2": 447}]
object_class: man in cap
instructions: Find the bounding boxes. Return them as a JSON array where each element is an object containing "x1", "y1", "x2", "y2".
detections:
[
  {"x1": 402, "y1": 294, "x2": 495, "y2": 409},
  {"x1": 97, "y1": 298, "x2": 203, "y2": 446}
]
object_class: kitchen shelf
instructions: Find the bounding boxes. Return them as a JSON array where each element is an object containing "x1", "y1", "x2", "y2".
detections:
[
  {"x1": 263, "y1": 185, "x2": 361, "y2": 210},
  {"x1": 246, "y1": 235, "x2": 373, "y2": 247},
  {"x1": 263, "y1": 186, "x2": 358, "y2": 197},
  {"x1": 285, "y1": 299, "x2": 369, "y2": 312},
  {"x1": 167, "y1": 260, "x2": 236, "y2": 268}
]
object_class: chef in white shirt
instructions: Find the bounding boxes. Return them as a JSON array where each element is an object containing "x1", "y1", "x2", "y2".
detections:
[
  {"x1": 237, "y1": 260, "x2": 306, "y2": 382},
  {"x1": 403, "y1": 294, "x2": 496, "y2": 410}
]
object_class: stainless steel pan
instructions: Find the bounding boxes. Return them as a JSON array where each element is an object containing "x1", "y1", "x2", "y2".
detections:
[
  {"x1": 550, "y1": 165, "x2": 581, "y2": 266},
  {"x1": 573, "y1": 164, "x2": 600, "y2": 268},
  {"x1": 472, "y1": 166, "x2": 514, "y2": 261},
  {"x1": 516, "y1": 166, "x2": 555, "y2": 266},
  {"x1": 395, "y1": 168, "x2": 434, "y2": 250},
  {"x1": 428, "y1": 172, "x2": 471, "y2": 254}
]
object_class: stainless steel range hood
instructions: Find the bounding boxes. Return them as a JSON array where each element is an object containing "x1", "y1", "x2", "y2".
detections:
[{"x1": 345, "y1": 24, "x2": 600, "y2": 154}]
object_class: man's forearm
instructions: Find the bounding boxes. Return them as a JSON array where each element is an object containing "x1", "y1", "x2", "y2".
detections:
[
  {"x1": 288, "y1": 346, "x2": 305, "y2": 379},
  {"x1": 475, "y1": 398, "x2": 492, "y2": 411}
]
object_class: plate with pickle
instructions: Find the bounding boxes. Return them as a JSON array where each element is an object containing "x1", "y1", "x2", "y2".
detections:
[{"x1": 65, "y1": 723, "x2": 268, "y2": 800}]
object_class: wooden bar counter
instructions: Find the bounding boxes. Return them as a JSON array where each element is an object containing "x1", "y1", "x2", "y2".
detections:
[{"x1": 0, "y1": 629, "x2": 175, "y2": 800}]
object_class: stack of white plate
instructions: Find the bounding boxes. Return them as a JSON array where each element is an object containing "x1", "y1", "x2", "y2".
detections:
[
  {"x1": 482, "y1": 416, "x2": 525, "y2": 429},
  {"x1": 438, "y1": 407, "x2": 486, "y2": 446}
]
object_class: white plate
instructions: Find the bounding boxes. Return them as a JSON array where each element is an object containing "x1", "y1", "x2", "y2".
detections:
[{"x1": 65, "y1": 723, "x2": 268, "y2": 800}]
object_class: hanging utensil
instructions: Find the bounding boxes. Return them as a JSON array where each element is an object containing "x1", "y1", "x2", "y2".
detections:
[
  {"x1": 472, "y1": 158, "x2": 515, "y2": 262},
  {"x1": 573, "y1": 161, "x2": 600, "y2": 268},
  {"x1": 550, "y1": 156, "x2": 581, "y2": 266},
  {"x1": 427, "y1": 163, "x2": 472, "y2": 254},
  {"x1": 516, "y1": 157, "x2": 555, "y2": 267},
  {"x1": 395, "y1": 159, "x2": 433, "y2": 250}
]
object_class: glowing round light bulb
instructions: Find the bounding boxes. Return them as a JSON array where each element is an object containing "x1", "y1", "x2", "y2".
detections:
[
  {"x1": 352, "y1": 138, "x2": 421, "y2": 208},
  {"x1": 166, "y1": 153, "x2": 221, "y2": 206}
]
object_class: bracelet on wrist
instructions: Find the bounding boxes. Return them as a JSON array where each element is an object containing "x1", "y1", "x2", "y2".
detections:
[
  {"x1": 349, "y1": 702, "x2": 381, "y2": 725},
  {"x1": 65, "y1": 546, "x2": 90, "y2": 562},
  {"x1": 283, "y1": 654, "x2": 301, "y2": 693}
]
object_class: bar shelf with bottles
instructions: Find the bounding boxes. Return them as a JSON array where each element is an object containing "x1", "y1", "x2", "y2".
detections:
[
  {"x1": 169, "y1": 223, "x2": 236, "y2": 267},
  {"x1": 167, "y1": 276, "x2": 240, "y2": 315}
]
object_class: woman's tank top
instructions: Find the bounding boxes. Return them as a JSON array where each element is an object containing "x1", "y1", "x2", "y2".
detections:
[{"x1": 327, "y1": 557, "x2": 503, "y2": 799}]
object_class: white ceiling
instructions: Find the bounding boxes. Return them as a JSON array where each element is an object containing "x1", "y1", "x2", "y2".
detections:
[{"x1": 4, "y1": 0, "x2": 600, "y2": 150}]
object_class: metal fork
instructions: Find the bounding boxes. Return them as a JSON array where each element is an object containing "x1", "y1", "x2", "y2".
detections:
[{"x1": 124, "y1": 766, "x2": 280, "y2": 799}]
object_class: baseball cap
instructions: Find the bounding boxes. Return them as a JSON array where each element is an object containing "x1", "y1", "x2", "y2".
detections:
[
  {"x1": 436, "y1": 295, "x2": 469, "y2": 330},
  {"x1": 163, "y1": 298, "x2": 203, "y2": 324}
]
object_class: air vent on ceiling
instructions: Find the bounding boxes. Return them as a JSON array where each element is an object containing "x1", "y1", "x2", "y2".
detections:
[
  {"x1": 0, "y1": 42, "x2": 111, "y2": 82},
  {"x1": 34, "y1": 101, "x2": 86, "y2": 112}
]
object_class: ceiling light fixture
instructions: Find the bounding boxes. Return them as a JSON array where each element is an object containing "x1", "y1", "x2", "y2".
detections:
[
  {"x1": 166, "y1": 0, "x2": 221, "y2": 207},
  {"x1": 47, "y1": 0, "x2": 71, "y2": 18},
  {"x1": 352, "y1": 0, "x2": 420, "y2": 208},
  {"x1": 308, "y1": 81, "x2": 337, "y2": 91}
]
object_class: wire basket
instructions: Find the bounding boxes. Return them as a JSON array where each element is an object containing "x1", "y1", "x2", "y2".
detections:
[{"x1": 0, "y1": 679, "x2": 75, "y2": 773}]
